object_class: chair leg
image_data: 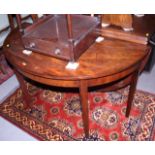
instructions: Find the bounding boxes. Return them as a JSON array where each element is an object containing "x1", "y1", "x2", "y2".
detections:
[
  {"x1": 8, "y1": 15, "x2": 15, "y2": 30},
  {"x1": 0, "y1": 53, "x2": 7, "y2": 74},
  {"x1": 126, "y1": 71, "x2": 139, "y2": 117},
  {"x1": 0, "y1": 65, "x2": 7, "y2": 74}
]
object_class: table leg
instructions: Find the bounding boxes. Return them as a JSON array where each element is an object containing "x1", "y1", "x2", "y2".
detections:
[
  {"x1": 14, "y1": 70, "x2": 32, "y2": 109},
  {"x1": 126, "y1": 71, "x2": 139, "y2": 117},
  {"x1": 79, "y1": 80, "x2": 89, "y2": 138}
]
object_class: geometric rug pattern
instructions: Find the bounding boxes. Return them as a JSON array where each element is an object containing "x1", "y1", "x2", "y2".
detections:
[{"x1": 0, "y1": 82, "x2": 155, "y2": 141}]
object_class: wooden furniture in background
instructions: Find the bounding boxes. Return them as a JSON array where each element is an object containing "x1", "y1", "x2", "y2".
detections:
[
  {"x1": 3, "y1": 24, "x2": 150, "y2": 138},
  {"x1": 102, "y1": 14, "x2": 133, "y2": 30},
  {"x1": 101, "y1": 14, "x2": 155, "y2": 45},
  {"x1": 15, "y1": 14, "x2": 38, "y2": 33},
  {"x1": 0, "y1": 14, "x2": 15, "y2": 74},
  {"x1": 0, "y1": 48, "x2": 7, "y2": 74}
]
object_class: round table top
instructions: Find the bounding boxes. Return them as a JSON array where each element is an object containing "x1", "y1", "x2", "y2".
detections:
[{"x1": 4, "y1": 25, "x2": 149, "y2": 82}]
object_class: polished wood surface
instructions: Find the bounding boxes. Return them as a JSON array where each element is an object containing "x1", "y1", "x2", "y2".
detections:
[
  {"x1": 3, "y1": 24, "x2": 150, "y2": 138},
  {"x1": 4, "y1": 24, "x2": 149, "y2": 80}
]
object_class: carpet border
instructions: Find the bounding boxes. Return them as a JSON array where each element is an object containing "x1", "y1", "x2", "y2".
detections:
[
  {"x1": 0, "y1": 115, "x2": 42, "y2": 141},
  {"x1": 0, "y1": 89, "x2": 75, "y2": 141},
  {"x1": 137, "y1": 89, "x2": 155, "y2": 97},
  {"x1": 0, "y1": 88, "x2": 43, "y2": 140}
]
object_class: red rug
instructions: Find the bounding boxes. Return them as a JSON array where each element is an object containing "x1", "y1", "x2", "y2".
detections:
[
  {"x1": 0, "y1": 82, "x2": 155, "y2": 141},
  {"x1": 0, "y1": 54, "x2": 14, "y2": 84}
]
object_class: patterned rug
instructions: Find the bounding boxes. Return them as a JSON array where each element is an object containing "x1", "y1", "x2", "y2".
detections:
[
  {"x1": 0, "y1": 54, "x2": 14, "y2": 84},
  {"x1": 0, "y1": 82, "x2": 155, "y2": 141}
]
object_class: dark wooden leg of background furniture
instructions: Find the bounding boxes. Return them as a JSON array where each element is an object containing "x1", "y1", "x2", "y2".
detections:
[
  {"x1": 126, "y1": 71, "x2": 139, "y2": 117},
  {"x1": 79, "y1": 80, "x2": 89, "y2": 138},
  {"x1": 0, "y1": 49, "x2": 7, "y2": 75},
  {"x1": 8, "y1": 15, "x2": 15, "y2": 30},
  {"x1": 0, "y1": 60, "x2": 7, "y2": 75},
  {"x1": 14, "y1": 69, "x2": 32, "y2": 109}
]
